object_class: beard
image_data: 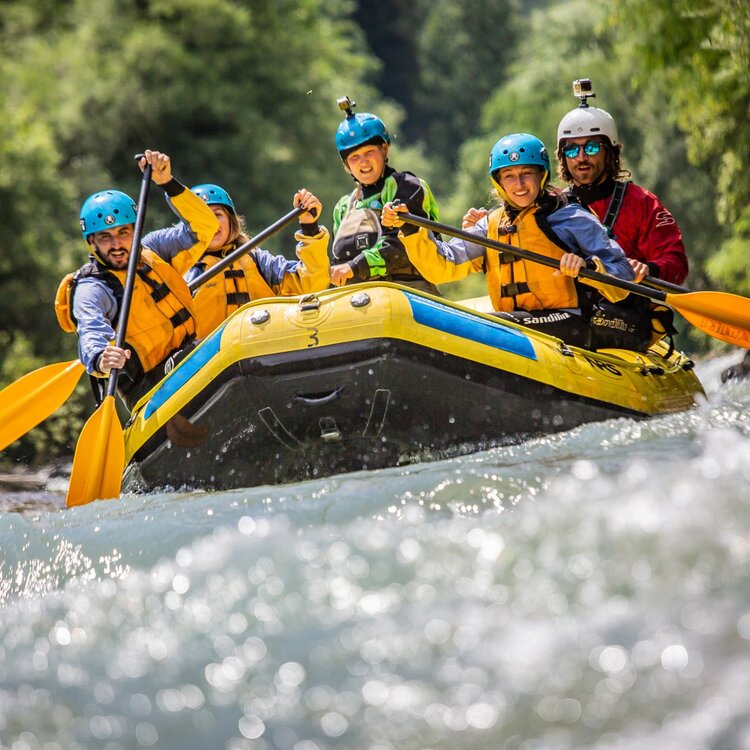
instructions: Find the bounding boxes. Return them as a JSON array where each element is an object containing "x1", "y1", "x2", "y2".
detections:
[
  {"x1": 571, "y1": 160, "x2": 606, "y2": 185},
  {"x1": 90, "y1": 245, "x2": 130, "y2": 270}
]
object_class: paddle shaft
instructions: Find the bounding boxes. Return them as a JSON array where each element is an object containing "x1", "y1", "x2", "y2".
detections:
[
  {"x1": 398, "y1": 211, "x2": 672, "y2": 306},
  {"x1": 188, "y1": 206, "x2": 305, "y2": 292},
  {"x1": 642, "y1": 276, "x2": 690, "y2": 294},
  {"x1": 66, "y1": 155, "x2": 154, "y2": 506},
  {"x1": 99, "y1": 202, "x2": 302, "y2": 397},
  {"x1": 105, "y1": 158, "x2": 153, "y2": 399}
]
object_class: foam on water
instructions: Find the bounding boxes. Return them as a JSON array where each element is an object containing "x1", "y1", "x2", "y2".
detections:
[{"x1": 1, "y1": 355, "x2": 749, "y2": 749}]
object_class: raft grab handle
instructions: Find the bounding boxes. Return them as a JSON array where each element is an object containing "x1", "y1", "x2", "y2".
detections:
[{"x1": 292, "y1": 387, "x2": 344, "y2": 406}]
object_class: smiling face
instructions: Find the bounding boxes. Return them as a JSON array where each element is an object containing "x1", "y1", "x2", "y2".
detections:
[
  {"x1": 89, "y1": 224, "x2": 135, "y2": 269},
  {"x1": 208, "y1": 205, "x2": 232, "y2": 250},
  {"x1": 497, "y1": 165, "x2": 543, "y2": 208},
  {"x1": 344, "y1": 142, "x2": 389, "y2": 185},
  {"x1": 563, "y1": 136, "x2": 608, "y2": 186}
]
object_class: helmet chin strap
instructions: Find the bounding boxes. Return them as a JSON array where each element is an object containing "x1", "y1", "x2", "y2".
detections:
[
  {"x1": 88, "y1": 238, "x2": 127, "y2": 270},
  {"x1": 493, "y1": 181, "x2": 515, "y2": 207},
  {"x1": 87, "y1": 238, "x2": 108, "y2": 266}
]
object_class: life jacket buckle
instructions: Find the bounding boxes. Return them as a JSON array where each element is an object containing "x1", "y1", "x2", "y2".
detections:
[{"x1": 355, "y1": 233, "x2": 370, "y2": 251}]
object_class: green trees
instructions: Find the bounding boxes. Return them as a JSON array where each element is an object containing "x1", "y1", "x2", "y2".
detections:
[
  {"x1": 0, "y1": 0, "x2": 375, "y2": 461},
  {"x1": 410, "y1": 0, "x2": 522, "y2": 187},
  {"x1": 2, "y1": 0, "x2": 748, "y2": 464},
  {"x1": 434, "y1": 0, "x2": 729, "y2": 323},
  {"x1": 611, "y1": 0, "x2": 750, "y2": 294},
  {"x1": 354, "y1": 0, "x2": 523, "y2": 187}
]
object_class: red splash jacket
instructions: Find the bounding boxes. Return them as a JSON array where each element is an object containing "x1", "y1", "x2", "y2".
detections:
[{"x1": 571, "y1": 179, "x2": 688, "y2": 285}]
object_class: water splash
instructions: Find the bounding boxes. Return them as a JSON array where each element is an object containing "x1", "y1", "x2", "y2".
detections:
[{"x1": 1, "y1": 355, "x2": 749, "y2": 749}]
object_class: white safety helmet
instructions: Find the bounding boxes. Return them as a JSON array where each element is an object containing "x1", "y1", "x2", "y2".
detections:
[{"x1": 557, "y1": 105, "x2": 619, "y2": 148}]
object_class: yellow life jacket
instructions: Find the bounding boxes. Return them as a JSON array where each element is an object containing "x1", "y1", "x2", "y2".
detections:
[
  {"x1": 191, "y1": 250, "x2": 275, "y2": 339},
  {"x1": 54, "y1": 248, "x2": 197, "y2": 374},
  {"x1": 485, "y1": 204, "x2": 579, "y2": 312}
]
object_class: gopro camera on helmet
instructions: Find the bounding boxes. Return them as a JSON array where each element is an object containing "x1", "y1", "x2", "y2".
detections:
[
  {"x1": 337, "y1": 96, "x2": 355, "y2": 118},
  {"x1": 334, "y1": 97, "x2": 390, "y2": 158},
  {"x1": 572, "y1": 78, "x2": 596, "y2": 107},
  {"x1": 557, "y1": 79, "x2": 619, "y2": 147}
]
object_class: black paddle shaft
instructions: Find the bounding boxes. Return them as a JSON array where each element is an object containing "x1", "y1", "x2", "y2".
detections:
[
  {"x1": 188, "y1": 206, "x2": 305, "y2": 291},
  {"x1": 397, "y1": 211, "x2": 672, "y2": 305},
  {"x1": 106, "y1": 155, "x2": 153, "y2": 399}
]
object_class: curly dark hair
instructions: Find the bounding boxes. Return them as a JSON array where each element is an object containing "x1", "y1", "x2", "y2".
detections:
[{"x1": 556, "y1": 139, "x2": 631, "y2": 183}]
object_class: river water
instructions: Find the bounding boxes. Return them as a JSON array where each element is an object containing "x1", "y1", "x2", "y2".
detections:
[{"x1": 1, "y1": 354, "x2": 749, "y2": 750}]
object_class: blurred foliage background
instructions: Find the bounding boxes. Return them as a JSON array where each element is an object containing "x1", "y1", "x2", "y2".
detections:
[{"x1": 1, "y1": 0, "x2": 748, "y2": 464}]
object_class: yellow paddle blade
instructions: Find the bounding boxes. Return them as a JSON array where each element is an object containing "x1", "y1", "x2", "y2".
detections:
[
  {"x1": 666, "y1": 290, "x2": 750, "y2": 349},
  {"x1": 66, "y1": 396, "x2": 125, "y2": 507},
  {"x1": 0, "y1": 359, "x2": 85, "y2": 451}
]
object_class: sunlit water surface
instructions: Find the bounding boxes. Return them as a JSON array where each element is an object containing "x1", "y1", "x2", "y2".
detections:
[{"x1": 1, "y1": 355, "x2": 749, "y2": 750}]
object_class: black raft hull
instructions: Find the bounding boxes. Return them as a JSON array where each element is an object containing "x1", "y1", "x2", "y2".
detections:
[{"x1": 122, "y1": 284, "x2": 703, "y2": 492}]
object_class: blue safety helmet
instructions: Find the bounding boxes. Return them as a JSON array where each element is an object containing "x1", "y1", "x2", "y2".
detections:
[
  {"x1": 191, "y1": 183, "x2": 236, "y2": 214},
  {"x1": 79, "y1": 190, "x2": 137, "y2": 239},
  {"x1": 489, "y1": 133, "x2": 550, "y2": 190},
  {"x1": 335, "y1": 99, "x2": 390, "y2": 161}
]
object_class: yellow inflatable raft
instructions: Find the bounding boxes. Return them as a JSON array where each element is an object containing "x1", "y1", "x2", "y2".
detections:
[{"x1": 121, "y1": 283, "x2": 703, "y2": 492}]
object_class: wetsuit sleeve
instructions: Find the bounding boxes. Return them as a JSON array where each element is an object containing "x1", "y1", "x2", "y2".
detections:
[
  {"x1": 550, "y1": 206, "x2": 634, "y2": 276},
  {"x1": 368, "y1": 172, "x2": 435, "y2": 276},
  {"x1": 397, "y1": 218, "x2": 486, "y2": 285},
  {"x1": 252, "y1": 227, "x2": 331, "y2": 295},
  {"x1": 141, "y1": 182, "x2": 220, "y2": 275},
  {"x1": 71, "y1": 278, "x2": 118, "y2": 375},
  {"x1": 348, "y1": 172, "x2": 439, "y2": 281},
  {"x1": 549, "y1": 205, "x2": 634, "y2": 303},
  {"x1": 345, "y1": 251, "x2": 383, "y2": 282},
  {"x1": 389, "y1": 172, "x2": 439, "y2": 234}
]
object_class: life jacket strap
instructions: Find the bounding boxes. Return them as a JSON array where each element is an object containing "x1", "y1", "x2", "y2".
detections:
[
  {"x1": 170, "y1": 309, "x2": 192, "y2": 328},
  {"x1": 226, "y1": 292, "x2": 251, "y2": 306},
  {"x1": 501, "y1": 282, "x2": 531, "y2": 298},
  {"x1": 137, "y1": 269, "x2": 171, "y2": 303},
  {"x1": 602, "y1": 180, "x2": 629, "y2": 234}
]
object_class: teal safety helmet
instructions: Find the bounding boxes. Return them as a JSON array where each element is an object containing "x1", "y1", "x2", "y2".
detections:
[
  {"x1": 191, "y1": 183, "x2": 236, "y2": 214},
  {"x1": 335, "y1": 96, "x2": 390, "y2": 161},
  {"x1": 79, "y1": 190, "x2": 137, "y2": 239},
  {"x1": 489, "y1": 133, "x2": 550, "y2": 192}
]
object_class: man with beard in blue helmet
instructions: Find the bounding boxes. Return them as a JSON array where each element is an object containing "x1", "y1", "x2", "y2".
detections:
[{"x1": 55, "y1": 150, "x2": 219, "y2": 408}]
